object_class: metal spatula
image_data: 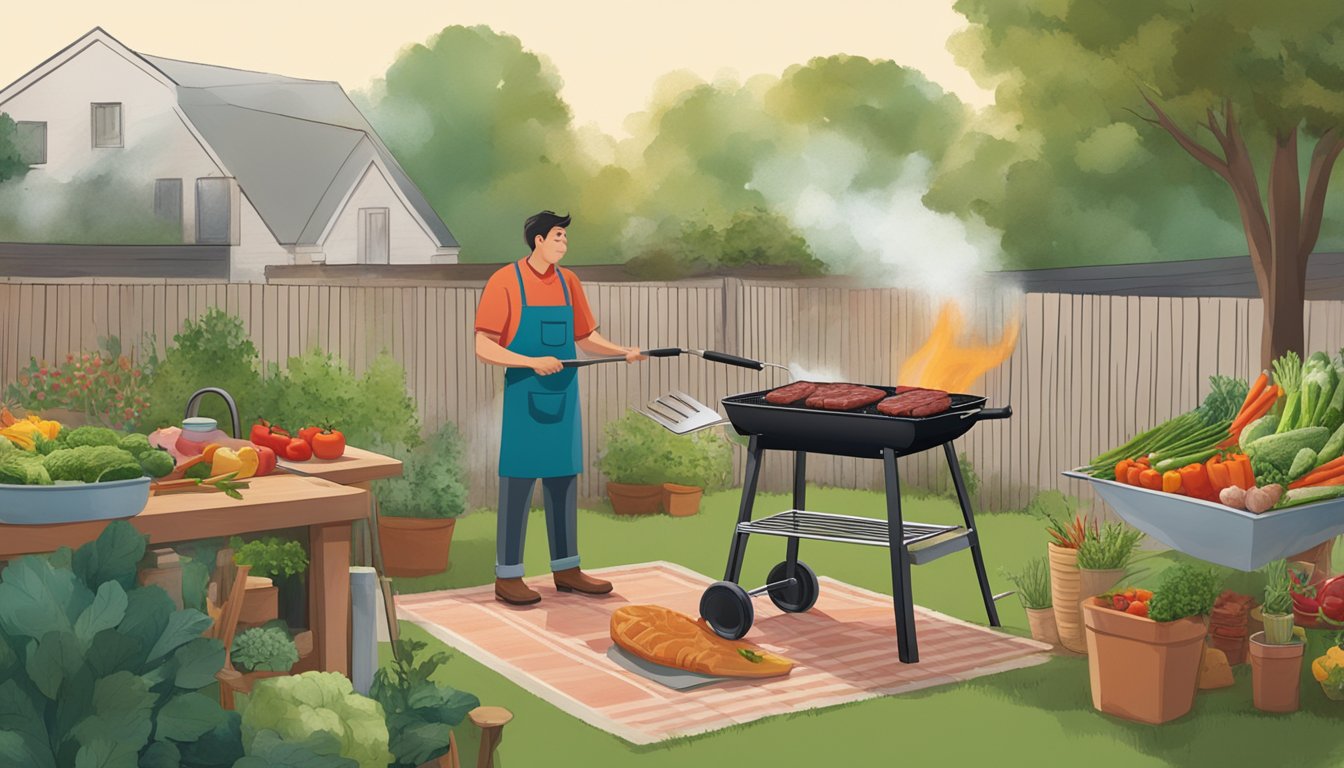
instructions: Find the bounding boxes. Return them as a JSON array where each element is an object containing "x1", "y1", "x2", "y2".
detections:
[{"x1": 640, "y1": 390, "x2": 727, "y2": 434}]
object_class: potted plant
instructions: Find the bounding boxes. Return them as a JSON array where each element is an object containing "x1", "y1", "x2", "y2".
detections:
[
  {"x1": 233, "y1": 536, "x2": 309, "y2": 629},
  {"x1": 224, "y1": 625, "x2": 300, "y2": 696},
  {"x1": 1002, "y1": 555, "x2": 1058, "y2": 645},
  {"x1": 374, "y1": 424, "x2": 469, "y2": 577},
  {"x1": 596, "y1": 411, "x2": 667, "y2": 515},
  {"x1": 660, "y1": 428, "x2": 733, "y2": 517},
  {"x1": 1248, "y1": 558, "x2": 1306, "y2": 713},
  {"x1": 1082, "y1": 562, "x2": 1220, "y2": 724},
  {"x1": 371, "y1": 637, "x2": 481, "y2": 768},
  {"x1": 1046, "y1": 513, "x2": 1094, "y2": 653},
  {"x1": 1075, "y1": 522, "x2": 1144, "y2": 643}
]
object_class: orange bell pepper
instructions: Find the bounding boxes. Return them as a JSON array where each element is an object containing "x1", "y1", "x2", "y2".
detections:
[
  {"x1": 1225, "y1": 458, "x2": 1248, "y2": 490},
  {"x1": 1235, "y1": 454, "x2": 1254, "y2": 487},
  {"x1": 1206, "y1": 456, "x2": 1231, "y2": 491},
  {"x1": 1162, "y1": 470, "x2": 1183, "y2": 494},
  {"x1": 1115, "y1": 459, "x2": 1134, "y2": 482},
  {"x1": 1179, "y1": 462, "x2": 1215, "y2": 501},
  {"x1": 1136, "y1": 456, "x2": 1151, "y2": 467},
  {"x1": 1139, "y1": 469, "x2": 1163, "y2": 491},
  {"x1": 1127, "y1": 465, "x2": 1145, "y2": 486}
]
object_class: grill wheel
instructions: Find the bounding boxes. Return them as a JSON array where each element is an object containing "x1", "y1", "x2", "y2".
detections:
[{"x1": 766, "y1": 561, "x2": 819, "y2": 614}]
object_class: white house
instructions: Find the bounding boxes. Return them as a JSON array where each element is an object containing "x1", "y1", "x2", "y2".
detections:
[{"x1": 0, "y1": 27, "x2": 459, "y2": 281}]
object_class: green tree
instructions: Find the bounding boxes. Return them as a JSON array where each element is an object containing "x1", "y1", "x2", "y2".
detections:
[
  {"x1": 947, "y1": 1, "x2": 1344, "y2": 368},
  {"x1": 0, "y1": 114, "x2": 27, "y2": 183},
  {"x1": 625, "y1": 208, "x2": 824, "y2": 279}
]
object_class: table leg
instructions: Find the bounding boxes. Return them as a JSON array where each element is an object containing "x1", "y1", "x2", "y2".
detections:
[{"x1": 310, "y1": 522, "x2": 352, "y2": 676}]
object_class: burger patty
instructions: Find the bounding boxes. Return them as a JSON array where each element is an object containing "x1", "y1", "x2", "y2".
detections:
[{"x1": 764, "y1": 381, "x2": 820, "y2": 404}]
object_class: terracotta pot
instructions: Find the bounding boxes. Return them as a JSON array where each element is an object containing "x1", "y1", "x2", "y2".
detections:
[
  {"x1": 237, "y1": 576, "x2": 279, "y2": 626},
  {"x1": 1025, "y1": 606, "x2": 1060, "y2": 646},
  {"x1": 1248, "y1": 631, "x2": 1305, "y2": 713},
  {"x1": 1049, "y1": 544, "x2": 1085, "y2": 653},
  {"x1": 662, "y1": 483, "x2": 703, "y2": 517},
  {"x1": 607, "y1": 482, "x2": 662, "y2": 515},
  {"x1": 378, "y1": 516, "x2": 457, "y2": 577},
  {"x1": 1082, "y1": 601, "x2": 1207, "y2": 724},
  {"x1": 1077, "y1": 568, "x2": 1125, "y2": 629}
]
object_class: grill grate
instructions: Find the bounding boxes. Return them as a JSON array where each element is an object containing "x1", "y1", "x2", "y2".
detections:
[
  {"x1": 737, "y1": 509, "x2": 960, "y2": 548},
  {"x1": 727, "y1": 388, "x2": 983, "y2": 419}
]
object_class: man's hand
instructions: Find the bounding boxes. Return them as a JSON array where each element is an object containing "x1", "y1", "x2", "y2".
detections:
[
  {"x1": 624, "y1": 347, "x2": 649, "y2": 364},
  {"x1": 531, "y1": 356, "x2": 564, "y2": 376}
]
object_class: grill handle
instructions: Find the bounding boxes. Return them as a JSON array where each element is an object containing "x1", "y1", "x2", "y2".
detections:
[
  {"x1": 978, "y1": 406, "x2": 1012, "y2": 421},
  {"x1": 700, "y1": 350, "x2": 765, "y2": 371},
  {"x1": 645, "y1": 348, "x2": 682, "y2": 357}
]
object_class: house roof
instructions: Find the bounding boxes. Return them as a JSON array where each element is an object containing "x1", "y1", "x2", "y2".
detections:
[
  {"x1": 993, "y1": 253, "x2": 1344, "y2": 300},
  {"x1": 140, "y1": 54, "x2": 457, "y2": 248}
]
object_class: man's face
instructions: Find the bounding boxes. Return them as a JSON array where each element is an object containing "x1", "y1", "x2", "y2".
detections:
[{"x1": 535, "y1": 227, "x2": 568, "y2": 264}]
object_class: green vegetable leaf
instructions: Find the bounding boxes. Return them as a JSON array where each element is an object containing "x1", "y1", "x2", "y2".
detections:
[
  {"x1": 118, "y1": 586, "x2": 175, "y2": 653},
  {"x1": 387, "y1": 720, "x2": 453, "y2": 767},
  {"x1": 235, "y1": 730, "x2": 358, "y2": 768},
  {"x1": 145, "y1": 610, "x2": 212, "y2": 663},
  {"x1": 173, "y1": 710, "x2": 244, "y2": 768},
  {"x1": 25, "y1": 631, "x2": 84, "y2": 700},
  {"x1": 154, "y1": 692, "x2": 226, "y2": 742},
  {"x1": 73, "y1": 739, "x2": 139, "y2": 768},
  {"x1": 73, "y1": 521, "x2": 148, "y2": 592},
  {"x1": 75, "y1": 581, "x2": 129, "y2": 646},
  {"x1": 0, "y1": 679, "x2": 51, "y2": 759},
  {"x1": 0, "y1": 555, "x2": 92, "y2": 641},
  {"x1": 0, "y1": 730, "x2": 55, "y2": 768},
  {"x1": 137, "y1": 741, "x2": 180, "y2": 768},
  {"x1": 72, "y1": 671, "x2": 155, "y2": 750},
  {"x1": 85, "y1": 629, "x2": 143, "y2": 678},
  {"x1": 173, "y1": 638, "x2": 226, "y2": 690}
]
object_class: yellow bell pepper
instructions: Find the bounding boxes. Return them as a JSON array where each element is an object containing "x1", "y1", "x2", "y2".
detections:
[
  {"x1": 26, "y1": 415, "x2": 61, "y2": 441},
  {"x1": 234, "y1": 446, "x2": 259, "y2": 480},
  {"x1": 210, "y1": 447, "x2": 243, "y2": 478},
  {"x1": 3, "y1": 415, "x2": 63, "y2": 450}
]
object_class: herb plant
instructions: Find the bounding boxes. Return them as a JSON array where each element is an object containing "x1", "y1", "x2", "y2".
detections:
[
  {"x1": 371, "y1": 637, "x2": 480, "y2": 768},
  {"x1": 1076, "y1": 523, "x2": 1145, "y2": 570},
  {"x1": 1045, "y1": 512, "x2": 1095, "y2": 549},
  {"x1": 1147, "y1": 563, "x2": 1221, "y2": 622},
  {"x1": 232, "y1": 537, "x2": 309, "y2": 579},
  {"x1": 373, "y1": 423, "x2": 469, "y2": 519},
  {"x1": 1262, "y1": 558, "x2": 1294, "y2": 616},
  {"x1": 231, "y1": 627, "x2": 299, "y2": 673},
  {"x1": 1002, "y1": 556, "x2": 1052, "y2": 609}
]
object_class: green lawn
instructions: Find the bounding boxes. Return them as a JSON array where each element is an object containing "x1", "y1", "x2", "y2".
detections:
[{"x1": 382, "y1": 487, "x2": 1344, "y2": 768}]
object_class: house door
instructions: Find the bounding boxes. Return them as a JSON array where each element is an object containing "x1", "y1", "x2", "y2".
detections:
[
  {"x1": 360, "y1": 208, "x2": 390, "y2": 264},
  {"x1": 196, "y1": 178, "x2": 232, "y2": 244}
]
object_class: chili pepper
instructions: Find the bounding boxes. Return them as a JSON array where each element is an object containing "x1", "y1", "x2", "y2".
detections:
[
  {"x1": 1139, "y1": 469, "x2": 1162, "y2": 491},
  {"x1": 1162, "y1": 470, "x2": 1183, "y2": 494}
]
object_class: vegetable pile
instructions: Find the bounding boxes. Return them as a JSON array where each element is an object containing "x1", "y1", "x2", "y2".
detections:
[
  {"x1": 251, "y1": 419, "x2": 346, "y2": 461},
  {"x1": 1092, "y1": 586, "x2": 1154, "y2": 618},
  {"x1": 0, "y1": 410, "x2": 175, "y2": 486},
  {"x1": 1081, "y1": 349, "x2": 1344, "y2": 512}
]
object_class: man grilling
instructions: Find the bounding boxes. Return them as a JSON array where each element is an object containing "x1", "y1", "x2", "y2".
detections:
[{"x1": 474, "y1": 211, "x2": 648, "y2": 605}]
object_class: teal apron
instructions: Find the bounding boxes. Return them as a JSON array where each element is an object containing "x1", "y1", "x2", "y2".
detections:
[{"x1": 499, "y1": 261, "x2": 583, "y2": 478}]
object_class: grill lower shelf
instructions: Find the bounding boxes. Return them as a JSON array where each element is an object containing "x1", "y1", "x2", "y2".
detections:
[{"x1": 736, "y1": 510, "x2": 972, "y2": 564}]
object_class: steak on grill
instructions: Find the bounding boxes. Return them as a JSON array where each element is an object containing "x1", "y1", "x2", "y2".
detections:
[
  {"x1": 805, "y1": 384, "x2": 887, "y2": 411},
  {"x1": 765, "y1": 381, "x2": 820, "y2": 404},
  {"x1": 877, "y1": 389, "x2": 952, "y2": 417}
]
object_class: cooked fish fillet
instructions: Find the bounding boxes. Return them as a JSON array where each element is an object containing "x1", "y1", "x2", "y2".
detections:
[{"x1": 610, "y1": 605, "x2": 794, "y2": 678}]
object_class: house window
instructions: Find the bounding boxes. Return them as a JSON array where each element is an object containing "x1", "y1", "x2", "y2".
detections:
[
  {"x1": 15, "y1": 121, "x2": 46, "y2": 165},
  {"x1": 196, "y1": 177, "x2": 231, "y2": 244},
  {"x1": 91, "y1": 103, "x2": 123, "y2": 148},
  {"x1": 359, "y1": 208, "x2": 390, "y2": 264},
  {"x1": 154, "y1": 179, "x2": 182, "y2": 223}
]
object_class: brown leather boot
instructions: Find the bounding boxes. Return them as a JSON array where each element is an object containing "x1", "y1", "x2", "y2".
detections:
[
  {"x1": 495, "y1": 577, "x2": 541, "y2": 606},
  {"x1": 553, "y1": 568, "x2": 613, "y2": 595}
]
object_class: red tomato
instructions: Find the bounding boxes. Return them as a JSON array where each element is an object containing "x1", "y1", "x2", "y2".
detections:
[
  {"x1": 312, "y1": 428, "x2": 346, "y2": 460},
  {"x1": 283, "y1": 437, "x2": 312, "y2": 461},
  {"x1": 262, "y1": 426, "x2": 292, "y2": 453},
  {"x1": 298, "y1": 426, "x2": 322, "y2": 446},
  {"x1": 249, "y1": 420, "x2": 273, "y2": 446}
]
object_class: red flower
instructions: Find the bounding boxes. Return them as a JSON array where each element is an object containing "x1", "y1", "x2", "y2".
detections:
[
  {"x1": 37, "y1": 368, "x2": 47, "y2": 377},
  {"x1": 50, "y1": 383, "x2": 60, "y2": 393},
  {"x1": 81, "y1": 353, "x2": 89, "y2": 363},
  {"x1": 82, "y1": 381, "x2": 91, "y2": 391},
  {"x1": 35, "y1": 392, "x2": 45, "y2": 401},
  {"x1": 65, "y1": 354, "x2": 74, "y2": 363},
  {"x1": 131, "y1": 370, "x2": 142, "y2": 379},
  {"x1": 123, "y1": 408, "x2": 134, "y2": 419}
]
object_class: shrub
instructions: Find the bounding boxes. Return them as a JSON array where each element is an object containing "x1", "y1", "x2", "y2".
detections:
[
  {"x1": 0, "y1": 521, "x2": 241, "y2": 767},
  {"x1": 141, "y1": 308, "x2": 262, "y2": 432},
  {"x1": 237, "y1": 671, "x2": 393, "y2": 768},
  {"x1": 596, "y1": 411, "x2": 671, "y2": 485},
  {"x1": 663, "y1": 428, "x2": 733, "y2": 490},
  {"x1": 1023, "y1": 489, "x2": 1081, "y2": 520},
  {"x1": 4, "y1": 335, "x2": 156, "y2": 430},
  {"x1": 373, "y1": 422, "x2": 469, "y2": 519}
]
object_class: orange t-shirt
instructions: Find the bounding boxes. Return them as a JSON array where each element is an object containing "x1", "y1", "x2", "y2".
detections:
[{"x1": 474, "y1": 258, "x2": 598, "y2": 347}]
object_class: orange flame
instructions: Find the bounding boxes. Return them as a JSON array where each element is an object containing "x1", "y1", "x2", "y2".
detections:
[{"x1": 898, "y1": 301, "x2": 1020, "y2": 393}]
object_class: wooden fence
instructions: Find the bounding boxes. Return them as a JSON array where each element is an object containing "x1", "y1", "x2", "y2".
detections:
[{"x1": 3, "y1": 278, "x2": 1343, "y2": 514}]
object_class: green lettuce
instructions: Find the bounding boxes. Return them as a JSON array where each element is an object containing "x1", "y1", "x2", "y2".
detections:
[{"x1": 239, "y1": 672, "x2": 393, "y2": 768}]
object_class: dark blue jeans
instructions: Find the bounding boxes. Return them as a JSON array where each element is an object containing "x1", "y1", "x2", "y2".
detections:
[{"x1": 495, "y1": 475, "x2": 579, "y2": 578}]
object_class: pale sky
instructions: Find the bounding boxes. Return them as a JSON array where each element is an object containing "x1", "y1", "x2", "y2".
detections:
[{"x1": 1, "y1": 0, "x2": 993, "y2": 138}]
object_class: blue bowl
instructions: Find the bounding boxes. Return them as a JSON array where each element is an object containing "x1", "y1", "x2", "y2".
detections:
[{"x1": 0, "y1": 477, "x2": 151, "y2": 525}]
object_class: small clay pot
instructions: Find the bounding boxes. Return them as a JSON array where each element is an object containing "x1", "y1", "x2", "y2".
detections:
[
  {"x1": 1248, "y1": 631, "x2": 1305, "y2": 713},
  {"x1": 607, "y1": 482, "x2": 662, "y2": 515},
  {"x1": 661, "y1": 483, "x2": 703, "y2": 517},
  {"x1": 1025, "y1": 606, "x2": 1060, "y2": 646}
]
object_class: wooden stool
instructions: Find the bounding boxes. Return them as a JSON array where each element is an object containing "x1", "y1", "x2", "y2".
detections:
[{"x1": 467, "y1": 706, "x2": 513, "y2": 768}]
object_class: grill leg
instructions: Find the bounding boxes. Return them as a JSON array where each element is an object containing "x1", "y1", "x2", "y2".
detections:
[
  {"x1": 945, "y1": 442, "x2": 1000, "y2": 627},
  {"x1": 883, "y1": 448, "x2": 918, "y2": 663},
  {"x1": 724, "y1": 436, "x2": 764, "y2": 584},
  {"x1": 786, "y1": 451, "x2": 806, "y2": 579}
]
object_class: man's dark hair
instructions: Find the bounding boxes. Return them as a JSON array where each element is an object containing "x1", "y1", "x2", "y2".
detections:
[{"x1": 524, "y1": 211, "x2": 571, "y2": 249}]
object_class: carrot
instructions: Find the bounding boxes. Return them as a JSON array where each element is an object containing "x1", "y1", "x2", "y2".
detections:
[
  {"x1": 1237, "y1": 371, "x2": 1269, "y2": 419},
  {"x1": 1292, "y1": 455, "x2": 1344, "y2": 487},
  {"x1": 1293, "y1": 466, "x2": 1344, "y2": 489},
  {"x1": 1301, "y1": 475, "x2": 1344, "y2": 488},
  {"x1": 1229, "y1": 385, "x2": 1281, "y2": 437}
]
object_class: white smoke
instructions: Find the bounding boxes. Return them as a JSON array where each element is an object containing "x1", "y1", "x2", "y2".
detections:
[
  {"x1": 750, "y1": 131, "x2": 1009, "y2": 306},
  {"x1": 786, "y1": 363, "x2": 848, "y2": 383}
]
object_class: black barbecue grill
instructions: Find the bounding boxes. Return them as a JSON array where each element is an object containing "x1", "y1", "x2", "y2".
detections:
[{"x1": 702, "y1": 383, "x2": 1012, "y2": 664}]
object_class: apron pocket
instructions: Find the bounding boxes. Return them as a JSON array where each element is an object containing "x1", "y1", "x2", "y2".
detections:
[
  {"x1": 528, "y1": 391, "x2": 568, "y2": 423},
  {"x1": 540, "y1": 320, "x2": 570, "y2": 348}
]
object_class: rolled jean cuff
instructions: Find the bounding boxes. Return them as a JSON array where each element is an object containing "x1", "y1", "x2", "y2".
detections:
[
  {"x1": 550, "y1": 556, "x2": 580, "y2": 572},
  {"x1": 495, "y1": 562, "x2": 526, "y2": 579}
]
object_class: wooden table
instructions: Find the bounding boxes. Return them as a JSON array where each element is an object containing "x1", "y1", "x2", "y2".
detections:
[
  {"x1": 276, "y1": 445, "x2": 404, "y2": 486},
  {"x1": 0, "y1": 474, "x2": 369, "y2": 675}
]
